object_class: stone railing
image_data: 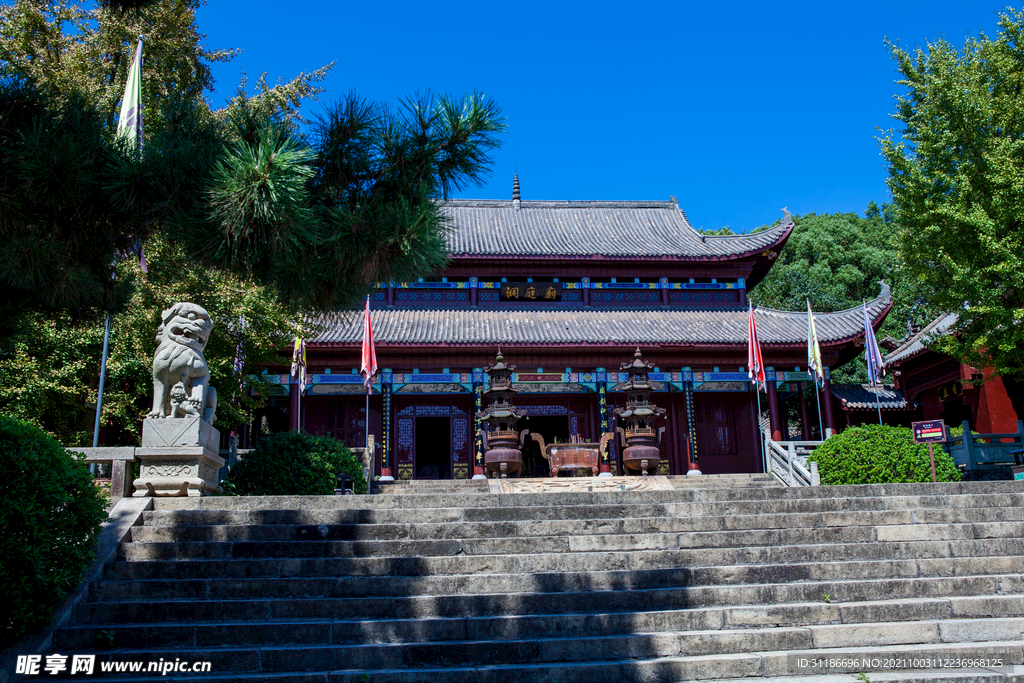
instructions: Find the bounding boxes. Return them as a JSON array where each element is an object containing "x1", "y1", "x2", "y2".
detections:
[
  {"x1": 762, "y1": 435, "x2": 822, "y2": 487},
  {"x1": 68, "y1": 447, "x2": 137, "y2": 502}
]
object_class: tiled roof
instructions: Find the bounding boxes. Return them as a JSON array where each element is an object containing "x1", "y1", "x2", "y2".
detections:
[
  {"x1": 311, "y1": 283, "x2": 891, "y2": 347},
  {"x1": 884, "y1": 313, "x2": 958, "y2": 366},
  {"x1": 831, "y1": 383, "x2": 908, "y2": 410},
  {"x1": 442, "y1": 199, "x2": 792, "y2": 258}
]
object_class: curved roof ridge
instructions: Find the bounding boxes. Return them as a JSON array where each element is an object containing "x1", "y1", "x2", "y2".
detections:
[
  {"x1": 308, "y1": 286, "x2": 893, "y2": 348},
  {"x1": 440, "y1": 199, "x2": 793, "y2": 259},
  {"x1": 884, "y1": 311, "x2": 958, "y2": 366},
  {"x1": 703, "y1": 225, "x2": 787, "y2": 242},
  {"x1": 754, "y1": 282, "x2": 891, "y2": 320}
]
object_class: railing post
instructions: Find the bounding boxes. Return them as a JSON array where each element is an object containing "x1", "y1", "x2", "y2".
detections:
[
  {"x1": 787, "y1": 443, "x2": 796, "y2": 486},
  {"x1": 962, "y1": 420, "x2": 975, "y2": 470},
  {"x1": 810, "y1": 460, "x2": 820, "y2": 486}
]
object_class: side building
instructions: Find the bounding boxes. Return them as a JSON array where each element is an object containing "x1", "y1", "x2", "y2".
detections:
[
  {"x1": 260, "y1": 186, "x2": 891, "y2": 479},
  {"x1": 886, "y1": 313, "x2": 1018, "y2": 434}
]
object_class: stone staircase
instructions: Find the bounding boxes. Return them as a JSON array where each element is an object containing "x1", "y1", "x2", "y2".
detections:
[
  {"x1": 375, "y1": 479, "x2": 490, "y2": 495},
  {"x1": 49, "y1": 480, "x2": 1024, "y2": 682}
]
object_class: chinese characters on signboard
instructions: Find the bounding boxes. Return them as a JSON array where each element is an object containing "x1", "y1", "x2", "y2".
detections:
[
  {"x1": 912, "y1": 419, "x2": 946, "y2": 443},
  {"x1": 499, "y1": 283, "x2": 561, "y2": 302}
]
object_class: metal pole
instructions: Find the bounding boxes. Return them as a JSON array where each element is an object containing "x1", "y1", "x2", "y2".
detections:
[
  {"x1": 755, "y1": 386, "x2": 766, "y2": 473},
  {"x1": 297, "y1": 386, "x2": 301, "y2": 434},
  {"x1": 812, "y1": 379, "x2": 825, "y2": 440},
  {"x1": 90, "y1": 310, "x2": 112, "y2": 473},
  {"x1": 365, "y1": 389, "x2": 372, "y2": 492},
  {"x1": 928, "y1": 442, "x2": 937, "y2": 483},
  {"x1": 875, "y1": 389, "x2": 883, "y2": 426}
]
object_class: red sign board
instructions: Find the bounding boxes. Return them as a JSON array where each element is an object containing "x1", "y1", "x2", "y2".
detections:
[{"x1": 912, "y1": 419, "x2": 946, "y2": 443}]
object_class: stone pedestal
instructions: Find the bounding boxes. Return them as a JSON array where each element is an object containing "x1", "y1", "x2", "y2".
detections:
[{"x1": 133, "y1": 418, "x2": 223, "y2": 497}]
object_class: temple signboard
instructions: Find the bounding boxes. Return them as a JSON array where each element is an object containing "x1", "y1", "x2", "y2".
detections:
[
  {"x1": 912, "y1": 419, "x2": 946, "y2": 443},
  {"x1": 500, "y1": 283, "x2": 561, "y2": 302}
]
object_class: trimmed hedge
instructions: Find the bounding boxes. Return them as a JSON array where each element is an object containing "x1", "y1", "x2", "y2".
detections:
[
  {"x1": 0, "y1": 417, "x2": 108, "y2": 646},
  {"x1": 808, "y1": 423, "x2": 961, "y2": 485},
  {"x1": 226, "y1": 431, "x2": 367, "y2": 495}
]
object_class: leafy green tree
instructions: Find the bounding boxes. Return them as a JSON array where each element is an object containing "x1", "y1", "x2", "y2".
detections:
[
  {"x1": 0, "y1": 417, "x2": 108, "y2": 645},
  {"x1": 1, "y1": 0, "x2": 504, "y2": 443},
  {"x1": 0, "y1": 237, "x2": 300, "y2": 445},
  {"x1": 0, "y1": 0, "x2": 504, "y2": 322},
  {"x1": 0, "y1": 315, "x2": 103, "y2": 444},
  {"x1": 881, "y1": 8, "x2": 1024, "y2": 421},
  {"x1": 749, "y1": 208, "x2": 929, "y2": 383}
]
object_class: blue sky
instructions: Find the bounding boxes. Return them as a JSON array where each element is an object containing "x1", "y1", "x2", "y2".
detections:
[{"x1": 197, "y1": 1, "x2": 1013, "y2": 233}]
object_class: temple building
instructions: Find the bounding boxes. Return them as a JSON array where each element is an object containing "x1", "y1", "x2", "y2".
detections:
[
  {"x1": 260, "y1": 179, "x2": 892, "y2": 479},
  {"x1": 885, "y1": 313, "x2": 1018, "y2": 434}
]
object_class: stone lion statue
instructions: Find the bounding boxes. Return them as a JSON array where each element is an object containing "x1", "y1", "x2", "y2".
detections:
[{"x1": 148, "y1": 302, "x2": 217, "y2": 424}]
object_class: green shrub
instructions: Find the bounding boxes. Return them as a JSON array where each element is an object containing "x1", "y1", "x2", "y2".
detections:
[
  {"x1": 809, "y1": 423, "x2": 961, "y2": 485},
  {"x1": 0, "y1": 417, "x2": 108, "y2": 646},
  {"x1": 226, "y1": 431, "x2": 367, "y2": 495}
]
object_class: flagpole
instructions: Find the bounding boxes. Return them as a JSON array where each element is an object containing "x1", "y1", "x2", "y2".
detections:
[
  {"x1": 813, "y1": 378, "x2": 825, "y2": 440},
  {"x1": 94, "y1": 37, "x2": 144, "y2": 455},
  {"x1": 756, "y1": 387, "x2": 766, "y2": 473}
]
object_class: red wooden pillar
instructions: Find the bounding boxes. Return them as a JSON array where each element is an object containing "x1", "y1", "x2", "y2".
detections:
[
  {"x1": 670, "y1": 389, "x2": 686, "y2": 475},
  {"x1": 798, "y1": 385, "x2": 812, "y2": 440},
  {"x1": 766, "y1": 369, "x2": 783, "y2": 442},
  {"x1": 822, "y1": 371, "x2": 837, "y2": 436}
]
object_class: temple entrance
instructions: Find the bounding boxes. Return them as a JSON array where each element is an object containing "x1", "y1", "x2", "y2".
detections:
[
  {"x1": 522, "y1": 415, "x2": 569, "y2": 477},
  {"x1": 415, "y1": 417, "x2": 451, "y2": 479},
  {"x1": 693, "y1": 393, "x2": 758, "y2": 473}
]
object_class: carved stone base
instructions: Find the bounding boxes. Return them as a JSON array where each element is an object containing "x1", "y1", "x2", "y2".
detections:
[{"x1": 133, "y1": 418, "x2": 223, "y2": 497}]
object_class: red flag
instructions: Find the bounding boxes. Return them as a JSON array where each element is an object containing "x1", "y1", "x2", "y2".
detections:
[
  {"x1": 360, "y1": 297, "x2": 377, "y2": 394},
  {"x1": 747, "y1": 302, "x2": 766, "y2": 391}
]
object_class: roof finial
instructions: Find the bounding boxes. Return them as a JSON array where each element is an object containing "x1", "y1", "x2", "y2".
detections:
[{"x1": 512, "y1": 170, "x2": 521, "y2": 210}]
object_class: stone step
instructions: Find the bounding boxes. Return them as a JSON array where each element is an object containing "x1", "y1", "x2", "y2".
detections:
[
  {"x1": 127, "y1": 516, "x2": 1024, "y2": 543},
  {"x1": 42, "y1": 619, "x2": 1024, "y2": 671},
  {"x1": 138, "y1": 502, "x2": 1024, "y2": 529},
  {"x1": 45, "y1": 482, "x2": 1024, "y2": 683},
  {"x1": 91, "y1": 555, "x2": 1024, "y2": 602},
  {"x1": 139, "y1": 497, "x2": 1024, "y2": 526},
  {"x1": 75, "y1": 574, "x2": 1023, "y2": 625},
  {"x1": 117, "y1": 530, "x2": 1024, "y2": 561},
  {"x1": 104, "y1": 550, "x2": 1024, "y2": 584},
  {"x1": 56, "y1": 595, "x2": 1024, "y2": 650},
  {"x1": 145, "y1": 484, "x2": 1024, "y2": 512},
  {"x1": 33, "y1": 637, "x2": 1024, "y2": 682}
]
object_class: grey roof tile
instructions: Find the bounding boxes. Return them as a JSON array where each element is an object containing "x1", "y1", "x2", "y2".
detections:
[
  {"x1": 831, "y1": 383, "x2": 908, "y2": 410},
  {"x1": 884, "y1": 313, "x2": 958, "y2": 366},
  {"x1": 311, "y1": 284, "x2": 892, "y2": 347},
  {"x1": 442, "y1": 199, "x2": 791, "y2": 258}
]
